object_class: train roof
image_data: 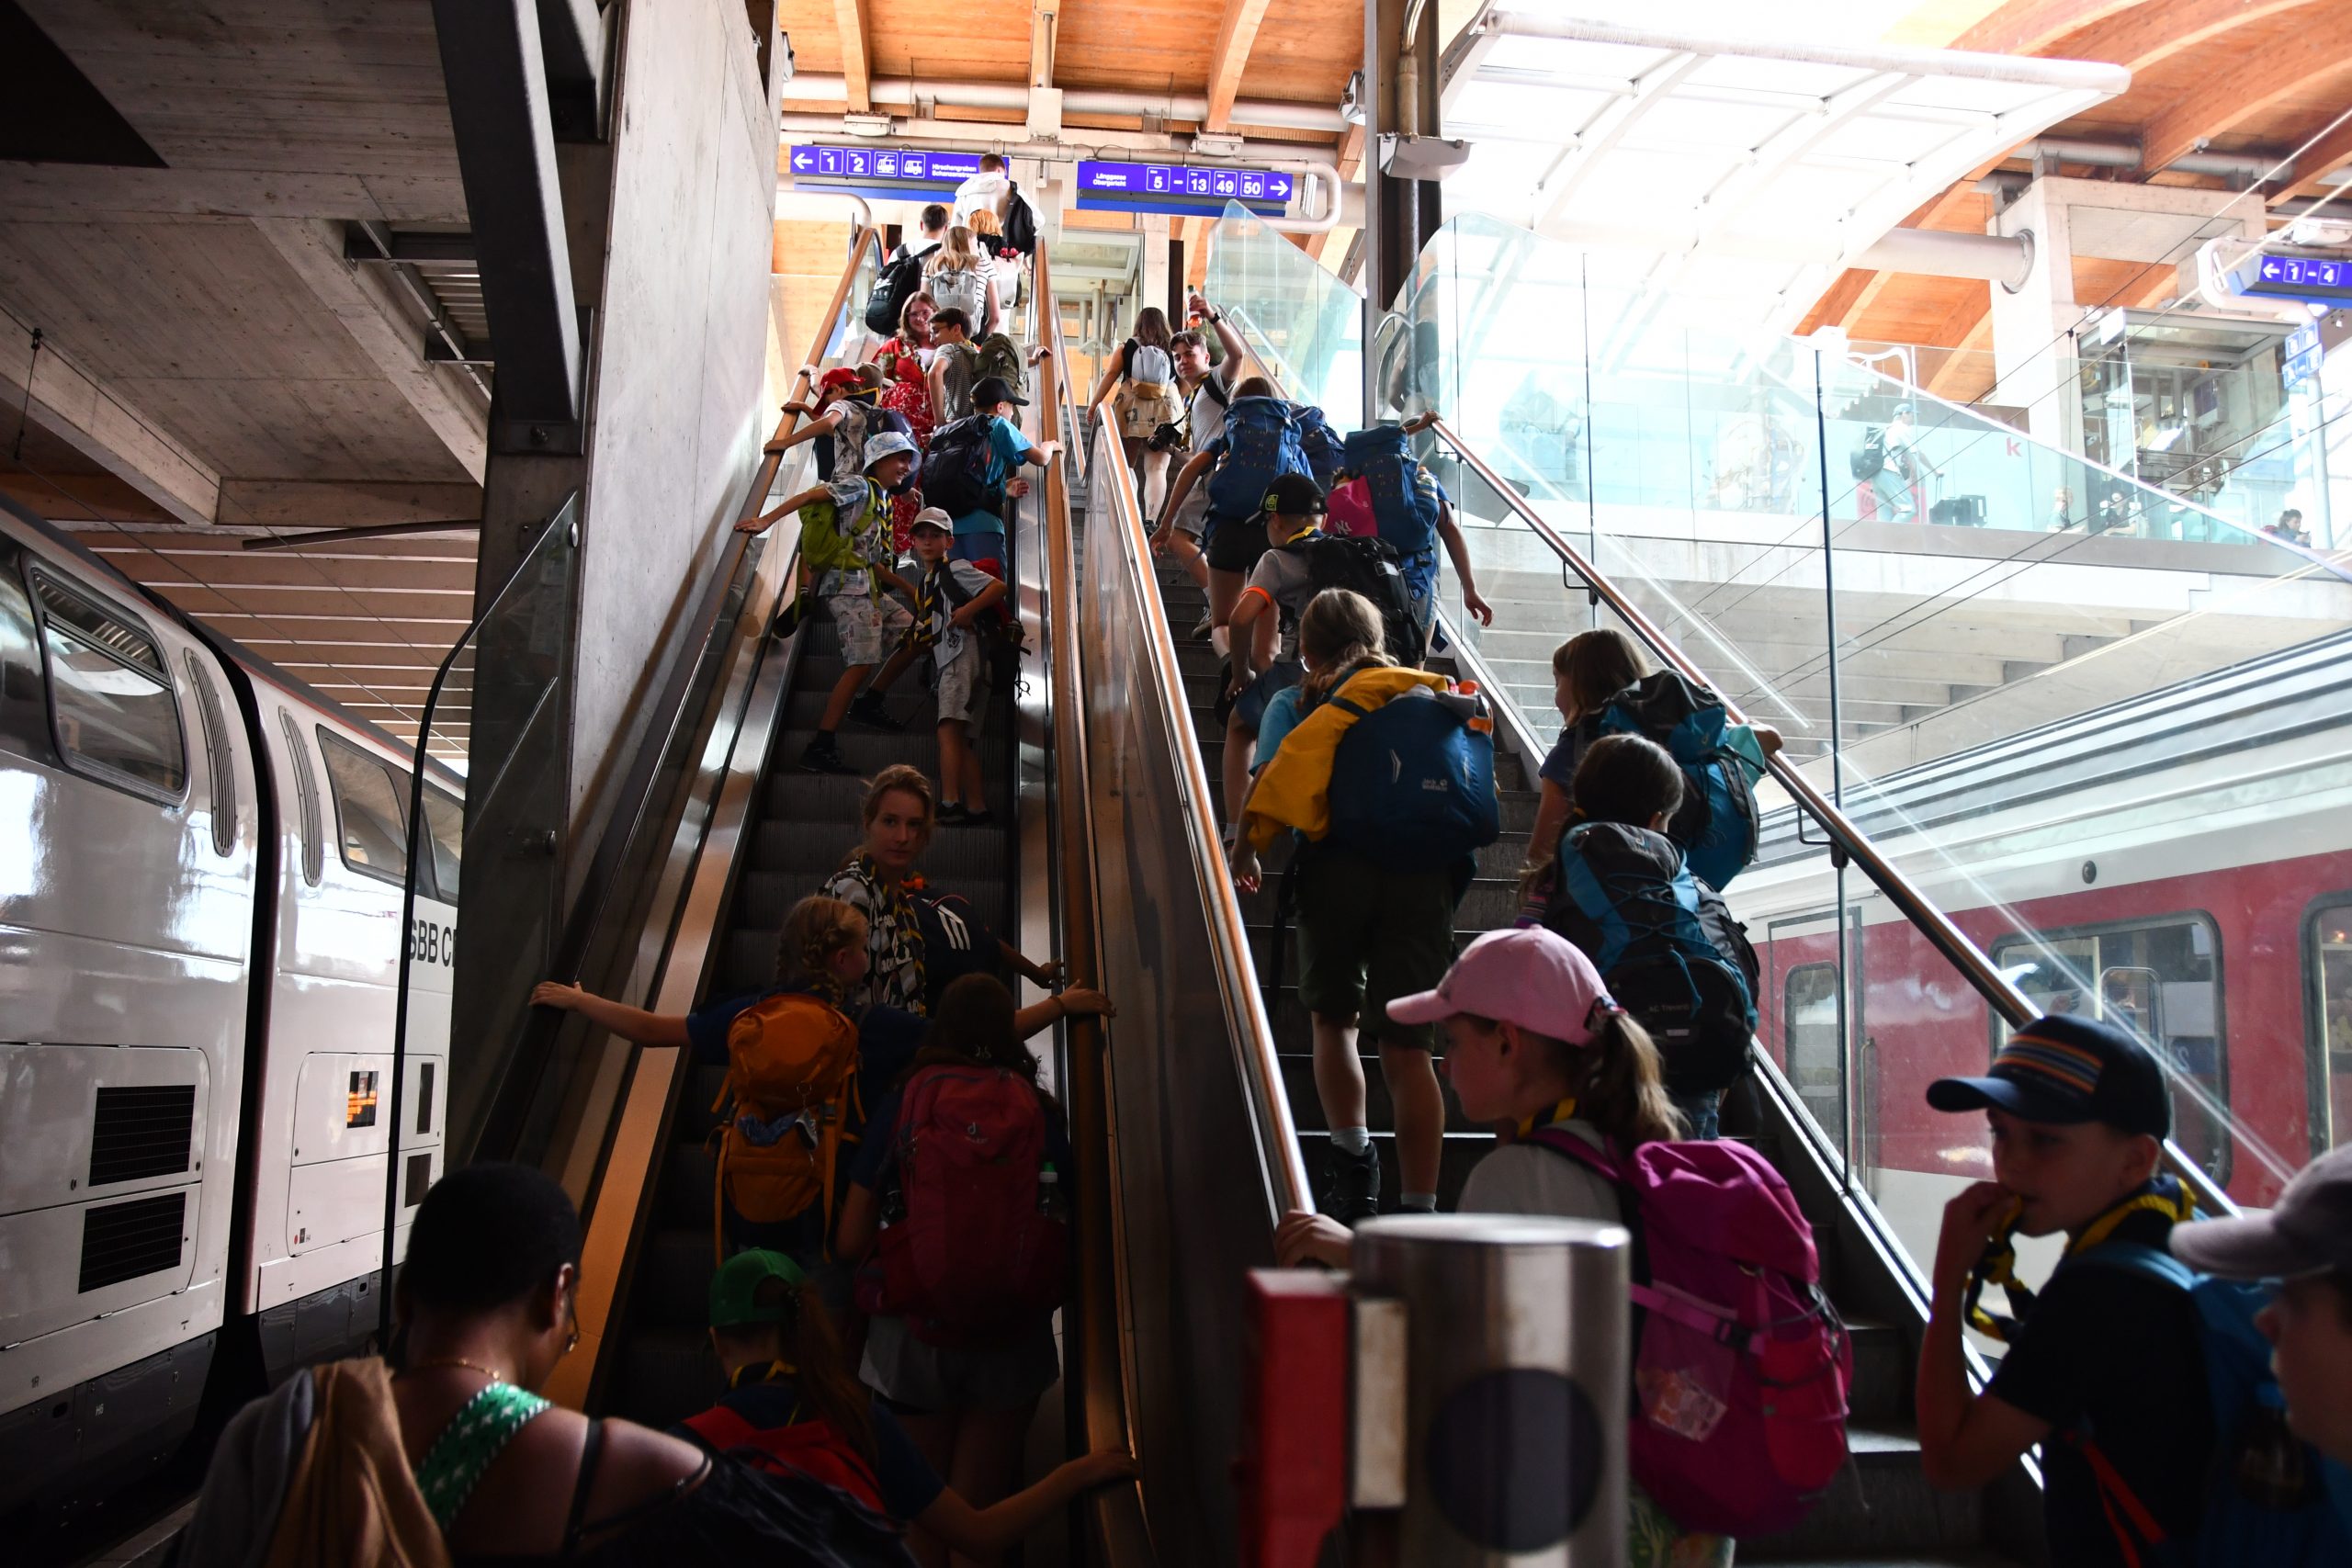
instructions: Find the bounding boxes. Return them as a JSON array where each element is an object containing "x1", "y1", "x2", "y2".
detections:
[
  {"x1": 0, "y1": 495, "x2": 466, "y2": 788},
  {"x1": 1756, "y1": 629, "x2": 2352, "y2": 867}
]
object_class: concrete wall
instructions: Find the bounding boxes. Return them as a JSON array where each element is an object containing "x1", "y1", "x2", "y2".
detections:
[{"x1": 570, "y1": 0, "x2": 780, "y2": 826}]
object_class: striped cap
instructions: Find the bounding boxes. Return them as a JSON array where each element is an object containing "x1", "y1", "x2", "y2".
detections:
[{"x1": 1926, "y1": 1013, "x2": 2170, "y2": 1136}]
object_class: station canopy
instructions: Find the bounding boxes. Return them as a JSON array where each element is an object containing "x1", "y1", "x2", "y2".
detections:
[{"x1": 1435, "y1": 7, "x2": 2129, "y2": 347}]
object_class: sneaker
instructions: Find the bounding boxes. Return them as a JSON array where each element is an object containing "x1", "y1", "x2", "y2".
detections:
[
  {"x1": 954, "y1": 807, "x2": 996, "y2": 828},
  {"x1": 1321, "y1": 1141, "x2": 1382, "y2": 1224},
  {"x1": 937, "y1": 801, "x2": 969, "y2": 824},
  {"x1": 797, "y1": 734, "x2": 854, "y2": 774},
  {"x1": 847, "y1": 692, "x2": 904, "y2": 732},
  {"x1": 1192, "y1": 610, "x2": 1215, "y2": 640}
]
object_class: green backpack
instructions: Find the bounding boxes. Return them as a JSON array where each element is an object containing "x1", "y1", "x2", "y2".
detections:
[{"x1": 798, "y1": 481, "x2": 881, "y2": 575}]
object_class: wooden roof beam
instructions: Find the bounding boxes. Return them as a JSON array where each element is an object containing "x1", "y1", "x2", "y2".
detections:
[
  {"x1": 2281, "y1": 115, "x2": 2352, "y2": 198},
  {"x1": 1952, "y1": 0, "x2": 2150, "y2": 57},
  {"x1": 1204, "y1": 0, "x2": 1278, "y2": 135},
  {"x1": 832, "y1": 0, "x2": 872, "y2": 113},
  {"x1": 2058, "y1": 0, "x2": 2324, "y2": 74},
  {"x1": 2140, "y1": 6, "x2": 2352, "y2": 175}
]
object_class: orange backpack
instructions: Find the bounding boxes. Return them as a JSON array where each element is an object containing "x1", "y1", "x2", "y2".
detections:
[{"x1": 711, "y1": 992, "x2": 863, "y2": 1260}]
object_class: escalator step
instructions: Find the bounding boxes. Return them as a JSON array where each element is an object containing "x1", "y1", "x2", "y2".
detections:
[
  {"x1": 659, "y1": 1144, "x2": 718, "y2": 1229},
  {"x1": 1297, "y1": 1128, "x2": 1489, "y2": 1213},
  {"x1": 745, "y1": 823, "x2": 1015, "y2": 883},
  {"x1": 772, "y1": 727, "x2": 1012, "y2": 780},
  {"x1": 678, "y1": 1063, "x2": 730, "y2": 1140},
  {"x1": 632, "y1": 1227, "x2": 718, "y2": 1331}
]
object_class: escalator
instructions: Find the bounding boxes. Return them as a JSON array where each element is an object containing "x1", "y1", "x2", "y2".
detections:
[{"x1": 390, "y1": 205, "x2": 2322, "y2": 1568}]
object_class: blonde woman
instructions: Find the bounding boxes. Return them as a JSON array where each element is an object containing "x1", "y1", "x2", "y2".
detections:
[{"x1": 924, "y1": 226, "x2": 1000, "y2": 340}]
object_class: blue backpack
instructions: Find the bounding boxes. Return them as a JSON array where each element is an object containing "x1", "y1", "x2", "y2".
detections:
[
  {"x1": 1323, "y1": 682, "x2": 1499, "y2": 873},
  {"x1": 1536, "y1": 820, "x2": 1758, "y2": 1097},
  {"x1": 1340, "y1": 423, "x2": 1445, "y2": 558},
  {"x1": 2065, "y1": 1243, "x2": 2352, "y2": 1568},
  {"x1": 1591, "y1": 671, "x2": 1762, "y2": 891},
  {"x1": 1208, "y1": 397, "x2": 1314, "y2": 521},
  {"x1": 1295, "y1": 404, "x2": 1344, "y2": 491}
]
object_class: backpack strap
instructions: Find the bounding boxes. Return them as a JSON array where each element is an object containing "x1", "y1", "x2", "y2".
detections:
[
  {"x1": 2065, "y1": 1239, "x2": 2196, "y2": 1292},
  {"x1": 561, "y1": 1418, "x2": 608, "y2": 1555}
]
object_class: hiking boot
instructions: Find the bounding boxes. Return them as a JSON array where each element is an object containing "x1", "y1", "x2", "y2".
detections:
[
  {"x1": 1321, "y1": 1141, "x2": 1382, "y2": 1224},
  {"x1": 798, "y1": 733, "x2": 854, "y2": 774},
  {"x1": 847, "y1": 691, "x2": 904, "y2": 732}
]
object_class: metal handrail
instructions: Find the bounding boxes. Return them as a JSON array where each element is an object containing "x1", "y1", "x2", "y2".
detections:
[
  {"x1": 1426, "y1": 415, "x2": 2239, "y2": 1219},
  {"x1": 1033, "y1": 244, "x2": 1158, "y2": 1560}
]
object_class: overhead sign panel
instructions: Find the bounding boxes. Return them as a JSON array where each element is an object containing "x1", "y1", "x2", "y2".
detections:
[
  {"x1": 786, "y1": 143, "x2": 985, "y2": 199},
  {"x1": 2230, "y1": 254, "x2": 2352, "y2": 306},
  {"x1": 1076, "y1": 160, "x2": 1294, "y2": 217}
]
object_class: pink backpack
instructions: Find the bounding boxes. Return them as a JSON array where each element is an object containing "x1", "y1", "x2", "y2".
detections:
[
  {"x1": 1532, "y1": 1129, "x2": 1851, "y2": 1537},
  {"x1": 1323, "y1": 476, "x2": 1377, "y2": 538}
]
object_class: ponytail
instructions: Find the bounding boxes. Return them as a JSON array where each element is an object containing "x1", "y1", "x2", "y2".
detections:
[
  {"x1": 1297, "y1": 587, "x2": 1395, "y2": 703},
  {"x1": 712, "y1": 1279, "x2": 876, "y2": 1464},
  {"x1": 1549, "y1": 1012, "x2": 1683, "y2": 1150}
]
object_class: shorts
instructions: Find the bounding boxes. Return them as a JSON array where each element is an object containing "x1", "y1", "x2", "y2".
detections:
[
  {"x1": 949, "y1": 530, "x2": 1004, "y2": 567},
  {"x1": 1205, "y1": 515, "x2": 1271, "y2": 575},
  {"x1": 935, "y1": 639, "x2": 989, "y2": 729},
  {"x1": 1168, "y1": 497, "x2": 1208, "y2": 539},
  {"x1": 861, "y1": 1311, "x2": 1060, "y2": 1414},
  {"x1": 1293, "y1": 848, "x2": 1458, "y2": 1051},
  {"x1": 829, "y1": 589, "x2": 914, "y2": 667},
  {"x1": 1231, "y1": 660, "x2": 1303, "y2": 733}
]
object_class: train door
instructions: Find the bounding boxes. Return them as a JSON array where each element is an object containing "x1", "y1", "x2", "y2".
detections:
[
  {"x1": 1755, "y1": 906, "x2": 1872, "y2": 1193},
  {"x1": 238, "y1": 704, "x2": 452, "y2": 1377},
  {"x1": 1987, "y1": 913, "x2": 2230, "y2": 1187}
]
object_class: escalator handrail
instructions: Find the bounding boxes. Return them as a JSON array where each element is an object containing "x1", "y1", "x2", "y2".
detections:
[
  {"x1": 1425, "y1": 413, "x2": 2240, "y2": 1220},
  {"x1": 470, "y1": 223, "x2": 884, "y2": 1166},
  {"x1": 1032, "y1": 244, "x2": 1156, "y2": 1557}
]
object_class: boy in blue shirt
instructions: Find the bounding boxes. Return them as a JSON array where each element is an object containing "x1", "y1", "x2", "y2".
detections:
[{"x1": 950, "y1": 375, "x2": 1061, "y2": 575}]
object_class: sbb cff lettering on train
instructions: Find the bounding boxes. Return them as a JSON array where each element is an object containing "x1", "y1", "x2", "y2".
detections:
[{"x1": 408, "y1": 919, "x2": 456, "y2": 965}]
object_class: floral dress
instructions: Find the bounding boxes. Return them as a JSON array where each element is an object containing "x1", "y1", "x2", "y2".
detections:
[{"x1": 874, "y1": 336, "x2": 934, "y2": 554}]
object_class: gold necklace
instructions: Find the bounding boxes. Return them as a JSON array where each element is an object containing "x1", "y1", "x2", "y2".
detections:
[{"x1": 401, "y1": 1355, "x2": 508, "y2": 1383}]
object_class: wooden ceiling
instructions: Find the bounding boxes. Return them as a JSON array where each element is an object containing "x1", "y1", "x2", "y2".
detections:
[{"x1": 1802, "y1": 0, "x2": 2352, "y2": 400}]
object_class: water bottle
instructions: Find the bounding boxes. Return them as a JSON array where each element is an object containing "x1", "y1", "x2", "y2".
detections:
[{"x1": 1037, "y1": 1161, "x2": 1067, "y2": 1222}]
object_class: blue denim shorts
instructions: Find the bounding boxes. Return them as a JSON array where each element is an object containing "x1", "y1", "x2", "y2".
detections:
[{"x1": 1232, "y1": 660, "x2": 1304, "y2": 732}]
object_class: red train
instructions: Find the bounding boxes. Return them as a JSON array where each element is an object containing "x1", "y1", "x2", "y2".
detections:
[{"x1": 1727, "y1": 633, "x2": 2351, "y2": 1266}]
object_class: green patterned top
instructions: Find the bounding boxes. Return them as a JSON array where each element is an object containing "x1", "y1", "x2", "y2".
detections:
[{"x1": 413, "y1": 1381, "x2": 554, "y2": 1532}]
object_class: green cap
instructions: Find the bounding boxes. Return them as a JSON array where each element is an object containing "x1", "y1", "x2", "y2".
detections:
[{"x1": 707, "y1": 1248, "x2": 806, "y2": 1328}]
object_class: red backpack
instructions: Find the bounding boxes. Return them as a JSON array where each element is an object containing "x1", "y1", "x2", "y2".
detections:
[
  {"x1": 856, "y1": 1064, "x2": 1068, "y2": 1344},
  {"x1": 1532, "y1": 1130, "x2": 1851, "y2": 1538},
  {"x1": 679, "y1": 1404, "x2": 887, "y2": 1516}
]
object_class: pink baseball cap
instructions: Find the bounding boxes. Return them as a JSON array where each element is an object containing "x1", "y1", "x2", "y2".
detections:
[{"x1": 1387, "y1": 927, "x2": 1621, "y2": 1044}]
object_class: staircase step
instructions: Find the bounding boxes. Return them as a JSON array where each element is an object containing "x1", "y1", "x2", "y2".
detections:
[{"x1": 1737, "y1": 1423, "x2": 1984, "y2": 1562}]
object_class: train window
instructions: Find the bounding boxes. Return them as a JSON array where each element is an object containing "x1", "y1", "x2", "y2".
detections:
[
  {"x1": 183, "y1": 651, "x2": 235, "y2": 856},
  {"x1": 28, "y1": 570, "x2": 186, "y2": 801},
  {"x1": 1783, "y1": 963, "x2": 1847, "y2": 1140},
  {"x1": 1990, "y1": 913, "x2": 2230, "y2": 1185},
  {"x1": 2302, "y1": 897, "x2": 2352, "y2": 1158},
  {"x1": 423, "y1": 786, "x2": 462, "y2": 900},
  {"x1": 279, "y1": 710, "x2": 323, "y2": 886},
  {"x1": 317, "y1": 731, "x2": 408, "y2": 885}
]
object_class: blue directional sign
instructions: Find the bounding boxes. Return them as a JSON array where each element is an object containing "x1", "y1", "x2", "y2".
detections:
[
  {"x1": 1076, "y1": 159, "x2": 1294, "y2": 217},
  {"x1": 786, "y1": 143, "x2": 985, "y2": 201},
  {"x1": 2230, "y1": 253, "x2": 2352, "y2": 306}
]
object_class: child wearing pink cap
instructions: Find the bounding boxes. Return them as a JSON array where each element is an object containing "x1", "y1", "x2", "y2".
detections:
[{"x1": 1274, "y1": 925, "x2": 1721, "y2": 1566}]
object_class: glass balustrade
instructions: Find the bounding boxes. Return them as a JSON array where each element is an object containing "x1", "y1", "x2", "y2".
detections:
[{"x1": 1199, "y1": 203, "x2": 2350, "y2": 1312}]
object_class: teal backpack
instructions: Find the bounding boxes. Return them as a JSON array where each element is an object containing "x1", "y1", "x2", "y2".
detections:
[{"x1": 2065, "y1": 1243, "x2": 2352, "y2": 1568}]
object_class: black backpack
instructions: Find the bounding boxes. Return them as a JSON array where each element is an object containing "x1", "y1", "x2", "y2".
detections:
[
  {"x1": 922, "y1": 414, "x2": 1003, "y2": 519},
  {"x1": 864, "y1": 242, "x2": 937, "y2": 335},
  {"x1": 1849, "y1": 426, "x2": 1886, "y2": 481},
  {"x1": 1283, "y1": 533, "x2": 1426, "y2": 665},
  {"x1": 1538, "y1": 821, "x2": 1758, "y2": 1097},
  {"x1": 1002, "y1": 183, "x2": 1037, "y2": 257}
]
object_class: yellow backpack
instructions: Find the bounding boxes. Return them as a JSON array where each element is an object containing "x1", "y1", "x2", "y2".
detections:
[{"x1": 711, "y1": 992, "x2": 862, "y2": 1260}]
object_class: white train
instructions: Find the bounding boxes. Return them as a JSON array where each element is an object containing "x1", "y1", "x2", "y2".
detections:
[{"x1": 0, "y1": 499, "x2": 457, "y2": 1524}]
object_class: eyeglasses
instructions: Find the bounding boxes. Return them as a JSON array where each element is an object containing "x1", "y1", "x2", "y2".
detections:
[{"x1": 563, "y1": 1298, "x2": 582, "y2": 1358}]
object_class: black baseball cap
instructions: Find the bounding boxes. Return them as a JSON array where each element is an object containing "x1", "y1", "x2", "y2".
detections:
[
  {"x1": 972, "y1": 375, "x2": 1027, "y2": 408},
  {"x1": 1262, "y1": 472, "x2": 1326, "y2": 517},
  {"x1": 1926, "y1": 1013, "x2": 2170, "y2": 1137},
  {"x1": 2171, "y1": 1146, "x2": 2352, "y2": 1280}
]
